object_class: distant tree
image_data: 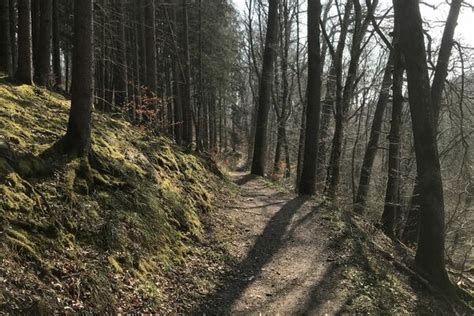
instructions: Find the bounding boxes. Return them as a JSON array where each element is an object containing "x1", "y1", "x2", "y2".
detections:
[
  {"x1": 298, "y1": 0, "x2": 322, "y2": 195},
  {"x1": 0, "y1": 0, "x2": 13, "y2": 74},
  {"x1": 15, "y1": 0, "x2": 33, "y2": 84},
  {"x1": 52, "y1": 0, "x2": 61, "y2": 86},
  {"x1": 59, "y1": 0, "x2": 94, "y2": 157},
  {"x1": 250, "y1": 0, "x2": 279, "y2": 176},
  {"x1": 354, "y1": 52, "x2": 393, "y2": 214},
  {"x1": 144, "y1": 0, "x2": 157, "y2": 101},
  {"x1": 9, "y1": 0, "x2": 17, "y2": 74},
  {"x1": 316, "y1": 0, "x2": 352, "y2": 190},
  {"x1": 36, "y1": 0, "x2": 52, "y2": 86},
  {"x1": 181, "y1": 0, "x2": 193, "y2": 148},
  {"x1": 113, "y1": 0, "x2": 128, "y2": 106},
  {"x1": 31, "y1": 0, "x2": 39, "y2": 74}
]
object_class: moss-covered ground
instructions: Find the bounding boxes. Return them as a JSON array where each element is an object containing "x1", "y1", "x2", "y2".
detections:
[{"x1": 0, "y1": 76, "x2": 229, "y2": 313}]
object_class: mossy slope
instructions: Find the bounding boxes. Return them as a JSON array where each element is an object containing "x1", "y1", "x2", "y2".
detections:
[{"x1": 0, "y1": 77, "x2": 224, "y2": 313}]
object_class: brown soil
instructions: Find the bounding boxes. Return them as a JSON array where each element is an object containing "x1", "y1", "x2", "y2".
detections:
[{"x1": 196, "y1": 171, "x2": 350, "y2": 314}]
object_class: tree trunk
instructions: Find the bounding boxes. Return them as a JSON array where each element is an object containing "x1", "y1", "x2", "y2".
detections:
[
  {"x1": 354, "y1": 52, "x2": 393, "y2": 213},
  {"x1": 172, "y1": 61, "x2": 183, "y2": 145},
  {"x1": 15, "y1": 0, "x2": 32, "y2": 84},
  {"x1": 145, "y1": 0, "x2": 157, "y2": 103},
  {"x1": 61, "y1": 0, "x2": 94, "y2": 157},
  {"x1": 402, "y1": 0, "x2": 462, "y2": 244},
  {"x1": 250, "y1": 0, "x2": 279, "y2": 176},
  {"x1": 181, "y1": 0, "x2": 193, "y2": 148},
  {"x1": 52, "y1": 0, "x2": 61, "y2": 86},
  {"x1": 31, "y1": 0, "x2": 39, "y2": 76},
  {"x1": 113, "y1": 0, "x2": 128, "y2": 106},
  {"x1": 298, "y1": 0, "x2": 322, "y2": 195},
  {"x1": 382, "y1": 47, "x2": 403, "y2": 238},
  {"x1": 9, "y1": 0, "x2": 16, "y2": 74},
  {"x1": 0, "y1": 0, "x2": 12, "y2": 74},
  {"x1": 395, "y1": 0, "x2": 453, "y2": 293},
  {"x1": 36, "y1": 0, "x2": 51, "y2": 86},
  {"x1": 273, "y1": 0, "x2": 290, "y2": 177}
]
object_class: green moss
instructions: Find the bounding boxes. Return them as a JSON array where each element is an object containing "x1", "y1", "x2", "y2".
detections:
[
  {"x1": 108, "y1": 256, "x2": 124, "y2": 273},
  {"x1": 0, "y1": 79, "x2": 227, "y2": 310},
  {"x1": 0, "y1": 157, "x2": 14, "y2": 177},
  {"x1": 16, "y1": 154, "x2": 50, "y2": 177}
]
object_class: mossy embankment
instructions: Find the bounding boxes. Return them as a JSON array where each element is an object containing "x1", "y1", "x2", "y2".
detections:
[{"x1": 0, "y1": 77, "x2": 229, "y2": 313}]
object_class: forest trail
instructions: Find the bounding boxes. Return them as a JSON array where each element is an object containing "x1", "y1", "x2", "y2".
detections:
[{"x1": 199, "y1": 171, "x2": 347, "y2": 314}]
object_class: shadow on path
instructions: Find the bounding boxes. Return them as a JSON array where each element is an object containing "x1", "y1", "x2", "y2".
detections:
[
  {"x1": 195, "y1": 193, "x2": 309, "y2": 314},
  {"x1": 234, "y1": 174, "x2": 257, "y2": 186}
]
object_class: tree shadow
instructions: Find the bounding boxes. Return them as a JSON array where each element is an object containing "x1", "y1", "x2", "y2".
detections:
[
  {"x1": 195, "y1": 195, "x2": 309, "y2": 314},
  {"x1": 234, "y1": 173, "x2": 257, "y2": 186}
]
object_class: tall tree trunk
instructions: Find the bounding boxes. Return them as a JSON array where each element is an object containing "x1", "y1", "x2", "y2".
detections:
[
  {"x1": 36, "y1": 0, "x2": 52, "y2": 86},
  {"x1": 15, "y1": 0, "x2": 32, "y2": 84},
  {"x1": 31, "y1": 0, "x2": 39, "y2": 76},
  {"x1": 113, "y1": 0, "x2": 128, "y2": 106},
  {"x1": 145, "y1": 0, "x2": 157, "y2": 103},
  {"x1": 273, "y1": 0, "x2": 290, "y2": 177},
  {"x1": 250, "y1": 0, "x2": 279, "y2": 176},
  {"x1": 65, "y1": 49, "x2": 70, "y2": 91},
  {"x1": 181, "y1": 0, "x2": 193, "y2": 148},
  {"x1": 60, "y1": 0, "x2": 94, "y2": 157},
  {"x1": 382, "y1": 47, "x2": 404, "y2": 237},
  {"x1": 0, "y1": 0, "x2": 12, "y2": 74},
  {"x1": 395, "y1": 0, "x2": 453, "y2": 293},
  {"x1": 354, "y1": 52, "x2": 393, "y2": 213},
  {"x1": 403, "y1": 0, "x2": 462, "y2": 244},
  {"x1": 172, "y1": 61, "x2": 183, "y2": 144},
  {"x1": 298, "y1": 0, "x2": 322, "y2": 195},
  {"x1": 52, "y1": 0, "x2": 61, "y2": 86},
  {"x1": 9, "y1": 0, "x2": 16, "y2": 74}
]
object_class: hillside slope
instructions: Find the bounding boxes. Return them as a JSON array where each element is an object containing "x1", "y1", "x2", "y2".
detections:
[{"x1": 0, "y1": 78, "x2": 228, "y2": 313}]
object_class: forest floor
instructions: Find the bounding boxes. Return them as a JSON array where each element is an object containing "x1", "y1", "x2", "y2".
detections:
[
  {"x1": 198, "y1": 171, "x2": 345, "y2": 314},
  {"x1": 192, "y1": 170, "x2": 465, "y2": 314}
]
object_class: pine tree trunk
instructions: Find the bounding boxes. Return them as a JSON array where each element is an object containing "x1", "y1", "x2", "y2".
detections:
[
  {"x1": 181, "y1": 0, "x2": 193, "y2": 148},
  {"x1": 36, "y1": 0, "x2": 52, "y2": 86},
  {"x1": 9, "y1": 0, "x2": 16, "y2": 74},
  {"x1": 113, "y1": 0, "x2": 128, "y2": 107},
  {"x1": 52, "y1": 0, "x2": 61, "y2": 86},
  {"x1": 61, "y1": 0, "x2": 94, "y2": 157},
  {"x1": 172, "y1": 61, "x2": 183, "y2": 144},
  {"x1": 0, "y1": 0, "x2": 12, "y2": 75},
  {"x1": 31, "y1": 0, "x2": 39, "y2": 77},
  {"x1": 144, "y1": 0, "x2": 157, "y2": 104},
  {"x1": 15, "y1": 0, "x2": 33, "y2": 84}
]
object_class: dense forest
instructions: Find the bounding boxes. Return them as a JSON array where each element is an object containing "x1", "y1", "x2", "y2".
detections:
[{"x1": 0, "y1": 0, "x2": 473, "y2": 313}]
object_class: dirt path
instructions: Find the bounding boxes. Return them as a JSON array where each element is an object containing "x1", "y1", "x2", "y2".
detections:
[{"x1": 197, "y1": 171, "x2": 347, "y2": 315}]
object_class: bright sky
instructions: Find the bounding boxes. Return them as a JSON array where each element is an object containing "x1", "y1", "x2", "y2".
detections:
[{"x1": 232, "y1": 0, "x2": 474, "y2": 47}]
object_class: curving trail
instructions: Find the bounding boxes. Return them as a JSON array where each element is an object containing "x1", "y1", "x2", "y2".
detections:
[{"x1": 198, "y1": 171, "x2": 348, "y2": 315}]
